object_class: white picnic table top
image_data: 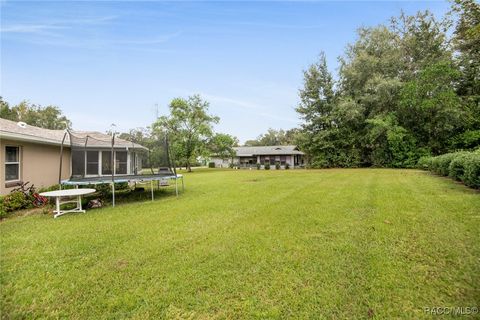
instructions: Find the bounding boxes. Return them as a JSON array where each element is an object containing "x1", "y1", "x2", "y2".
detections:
[
  {"x1": 39, "y1": 188, "x2": 96, "y2": 197},
  {"x1": 40, "y1": 188, "x2": 97, "y2": 218}
]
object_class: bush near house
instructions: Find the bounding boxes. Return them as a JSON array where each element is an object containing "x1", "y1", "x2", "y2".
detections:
[
  {"x1": 264, "y1": 163, "x2": 270, "y2": 170},
  {"x1": 418, "y1": 150, "x2": 480, "y2": 188},
  {"x1": 0, "y1": 197, "x2": 7, "y2": 219},
  {"x1": 275, "y1": 163, "x2": 281, "y2": 170},
  {"x1": 1, "y1": 191, "x2": 32, "y2": 214}
]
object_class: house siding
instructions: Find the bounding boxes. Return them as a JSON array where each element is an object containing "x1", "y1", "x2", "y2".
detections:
[{"x1": 0, "y1": 139, "x2": 71, "y2": 195}]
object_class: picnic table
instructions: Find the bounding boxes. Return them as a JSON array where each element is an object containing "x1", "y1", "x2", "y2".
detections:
[{"x1": 39, "y1": 188, "x2": 96, "y2": 218}]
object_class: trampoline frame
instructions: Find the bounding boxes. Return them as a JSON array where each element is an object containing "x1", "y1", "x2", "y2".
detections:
[{"x1": 59, "y1": 130, "x2": 183, "y2": 206}]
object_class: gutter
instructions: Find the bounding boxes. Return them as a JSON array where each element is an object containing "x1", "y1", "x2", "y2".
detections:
[{"x1": 0, "y1": 131, "x2": 64, "y2": 146}]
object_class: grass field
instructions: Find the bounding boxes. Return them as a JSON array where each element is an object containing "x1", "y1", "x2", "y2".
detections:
[{"x1": 1, "y1": 169, "x2": 479, "y2": 319}]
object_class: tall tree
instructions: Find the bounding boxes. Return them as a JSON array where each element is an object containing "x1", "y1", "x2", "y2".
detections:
[
  {"x1": 451, "y1": 0, "x2": 480, "y2": 149},
  {"x1": 153, "y1": 95, "x2": 219, "y2": 172},
  {"x1": 0, "y1": 98, "x2": 72, "y2": 129},
  {"x1": 452, "y1": 0, "x2": 480, "y2": 99},
  {"x1": 399, "y1": 62, "x2": 464, "y2": 155},
  {"x1": 296, "y1": 52, "x2": 345, "y2": 167},
  {"x1": 208, "y1": 133, "x2": 238, "y2": 163},
  {"x1": 244, "y1": 128, "x2": 299, "y2": 146},
  {"x1": 297, "y1": 8, "x2": 477, "y2": 168}
]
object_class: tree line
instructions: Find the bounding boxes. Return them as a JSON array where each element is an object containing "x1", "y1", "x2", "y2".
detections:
[
  {"x1": 295, "y1": 0, "x2": 479, "y2": 167},
  {"x1": 1, "y1": 0, "x2": 478, "y2": 170},
  {"x1": 0, "y1": 98, "x2": 71, "y2": 130}
]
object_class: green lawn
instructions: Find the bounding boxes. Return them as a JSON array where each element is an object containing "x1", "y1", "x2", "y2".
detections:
[{"x1": 1, "y1": 169, "x2": 479, "y2": 319}]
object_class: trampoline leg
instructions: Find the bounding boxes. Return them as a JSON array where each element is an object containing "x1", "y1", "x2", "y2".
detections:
[
  {"x1": 175, "y1": 178, "x2": 178, "y2": 197},
  {"x1": 112, "y1": 182, "x2": 115, "y2": 207},
  {"x1": 151, "y1": 180, "x2": 154, "y2": 201}
]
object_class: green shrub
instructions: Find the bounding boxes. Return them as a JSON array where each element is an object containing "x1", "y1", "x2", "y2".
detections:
[
  {"x1": 417, "y1": 156, "x2": 432, "y2": 170},
  {"x1": 275, "y1": 162, "x2": 281, "y2": 170},
  {"x1": 208, "y1": 162, "x2": 215, "y2": 168},
  {"x1": 0, "y1": 197, "x2": 7, "y2": 219},
  {"x1": 89, "y1": 182, "x2": 129, "y2": 200},
  {"x1": 463, "y1": 153, "x2": 480, "y2": 188},
  {"x1": 426, "y1": 151, "x2": 480, "y2": 189},
  {"x1": 264, "y1": 163, "x2": 270, "y2": 170},
  {"x1": 38, "y1": 184, "x2": 64, "y2": 193},
  {"x1": 285, "y1": 163, "x2": 290, "y2": 170},
  {"x1": 256, "y1": 163, "x2": 261, "y2": 170},
  {"x1": 229, "y1": 163, "x2": 234, "y2": 169},
  {"x1": 431, "y1": 153, "x2": 456, "y2": 176},
  {"x1": 2, "y1": 191, "x2": 30, "y2": 212},
  {"x1": 448, "y1": 152, "x2": 471, "y2": 181}
]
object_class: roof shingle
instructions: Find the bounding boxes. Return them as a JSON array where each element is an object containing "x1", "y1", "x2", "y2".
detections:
[
  {"x1": 0, "y1": 118, "x2": 147, "y2": 150},
  {"x1": 234, "y1": 145, "x2": 304, "y2": 156}
]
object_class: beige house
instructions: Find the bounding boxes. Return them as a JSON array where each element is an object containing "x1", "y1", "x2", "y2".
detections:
[
  {"x1": 0, "y1": 118, "x2": 145, "y2": 195},
  {"x1": 211, "y1": 145, "x2": 305, "y2": 169}
]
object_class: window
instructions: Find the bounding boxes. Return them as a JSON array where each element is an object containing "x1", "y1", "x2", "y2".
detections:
[
  {"x1": 115, "y1": 151, "x2": 127, "y2": 174},
  {"x1": 5, "y1": 146, "x2": 20, "y2": 181},
  {"x1": 86, "y1": 151, "x2": 99, "y2": 175},
  {"x1": 280, "y1": 155, "x2": 286, "y2": 165},
  {"x1": 102, "y1": 151, "x2": 112, "y2": 175}
]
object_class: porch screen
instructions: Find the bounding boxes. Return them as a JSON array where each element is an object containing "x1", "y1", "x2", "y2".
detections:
[
  {"x1": 71, "y1": 150, "x2": 85, "y2": 177},
  {"x1": 102, "y1": 151, "x2": 112, "y2": 175},
  {"x1": 115, "y1": 151, "x2": 127, "y2": 175},
  {"x1": 61, "y1": 130, "x2": 175, "y2": 183},
  {"x1": 87, "y1": 151, "x2": 99, "y2": 175}
]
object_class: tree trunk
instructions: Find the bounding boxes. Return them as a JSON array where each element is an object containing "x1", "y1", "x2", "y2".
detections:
[{"x1": 186, "y1": 161, "x2": 192, "y2": 172}]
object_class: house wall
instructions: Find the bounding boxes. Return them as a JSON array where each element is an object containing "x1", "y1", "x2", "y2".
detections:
[
  {"x1": 0, "y1": 139, "x2": 71, "y2": 195},
  {"x1": 211, "y1": 154, "x2": 304, "y2": 170},
  {"x1": 210, "y1": 157, "x2": 231, "y2": 168},
  {"x1": 237, "y1": 154, "x2": 297, "y2": 169}
]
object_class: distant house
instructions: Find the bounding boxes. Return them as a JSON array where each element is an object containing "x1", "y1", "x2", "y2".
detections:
[
  {"x1": 211, "y1": 145, "x2": 305, "y2": 169},
  {"x1": 0, "y1": 118, "x2": 146, "y2": 195}
]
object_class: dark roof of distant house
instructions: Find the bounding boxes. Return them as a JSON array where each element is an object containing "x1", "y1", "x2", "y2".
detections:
[
  {"x1": 233, "y1": 145, "x2": 304, "y2": 156},
  {"x1": 0, "y1": 118, "x2": 147, "y2": 150}
]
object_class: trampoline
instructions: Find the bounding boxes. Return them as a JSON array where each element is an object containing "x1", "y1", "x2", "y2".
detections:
[{"x1": 58, "y1": 130, "x2": 183, "y2": 206}]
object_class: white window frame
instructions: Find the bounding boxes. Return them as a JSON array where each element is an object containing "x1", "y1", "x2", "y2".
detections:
[
  {"x1": 5, "y1": 146, "x2": 21, "y2": 182},
  {"x1": 71, "y1": 149, "x2": 133, "y2": 177}
]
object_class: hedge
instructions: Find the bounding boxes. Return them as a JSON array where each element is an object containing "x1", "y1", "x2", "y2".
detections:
[{"x1": 418, "y1": 150, "x2": 480, "y2": 189}]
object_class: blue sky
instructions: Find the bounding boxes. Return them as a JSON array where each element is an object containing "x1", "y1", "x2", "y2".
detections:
[{"x1": 1, "y1": 1, "x2": 450, "y2": 143}]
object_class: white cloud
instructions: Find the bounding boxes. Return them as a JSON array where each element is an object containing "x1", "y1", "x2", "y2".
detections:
[
  {"x1": 200, "y1": 93, "x2": 298, "y2": 124},
  {"x1": 0, "y1": 16, "x2": 118, "y2": 34},
  {"x1": 0, "y1": 24, "x2": 65, "y2": 34}
]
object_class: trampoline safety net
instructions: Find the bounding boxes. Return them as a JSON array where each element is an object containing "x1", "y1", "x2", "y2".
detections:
[{"x1": 59, "y1": 130, "x2": 177, "y2": 185}]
